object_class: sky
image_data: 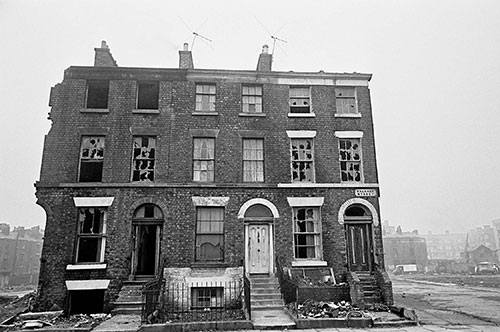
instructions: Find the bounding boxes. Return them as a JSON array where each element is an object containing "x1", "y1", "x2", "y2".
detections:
[{"x1": 1, "y1": 0, "x2": 500, "y2": 235}]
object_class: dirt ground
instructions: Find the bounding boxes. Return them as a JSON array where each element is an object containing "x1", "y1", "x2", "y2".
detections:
[{"x1": 394, "y1": 273, "x2": 500, "y2": 288}]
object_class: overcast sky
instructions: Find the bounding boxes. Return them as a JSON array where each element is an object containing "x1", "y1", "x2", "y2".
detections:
[{"x1": 1, "y1": 0, "x2": 499, "y2": 234}]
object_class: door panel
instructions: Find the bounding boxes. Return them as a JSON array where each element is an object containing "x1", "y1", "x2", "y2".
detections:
[
  {"x1": 345, "y1": 223, "x2": 372, "y2": 271},
  {"x1": 248, "y1": 224, "x2": 270, "y2": 274}
]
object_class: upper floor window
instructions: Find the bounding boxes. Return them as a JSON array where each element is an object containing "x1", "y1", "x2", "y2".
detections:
[
  {"x1": 243, "y1": 139, "x2": 264, "y2": 182},
  {"x1": 86, "y1": 80, "x2": 109, "y2": 109},
  {"x1": 242, "y1": 85, "x2": 263, "y2": 113},
  {"x1": 291, "y1": 138, "x2": 315, "y2": 182},
  {"x1": 293, "y1": 207, "x2": 321, "y2": 259},
  {"x1": 76, "y1": 207, "x2": 106, "y2": 263},
  {"x1": 137, "y1": 81, "x2": 159, "y2": 110},
  {"x1": 339, "y1": 138, "x2": 363, "y2": 182},
  {"x1": 195, "y1": 84, "x2": 216, "y2": 112},
  {"x1": 193, "y1": 138, "x2": 215, "y2": 182},
  {"x1": 79, "y1": 136, "x2": 105, "y2": 182},
  {"x1": 132, "y1": 136, "x2": 156, "y2": 182},
  {"x1": 289, "y1": 86, "x2": 311, "y2": 113},
  {"x1": 335, "y1": 87, "x2": 358, "y2": 115},
  {"x1": 195, "y1": 207, "x2": 224, "y2": 262}
]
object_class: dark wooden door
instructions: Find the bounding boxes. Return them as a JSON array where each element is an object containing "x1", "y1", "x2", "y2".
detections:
[{"x1": 345, "y1": 223, "x2": 373, "y2": 271}]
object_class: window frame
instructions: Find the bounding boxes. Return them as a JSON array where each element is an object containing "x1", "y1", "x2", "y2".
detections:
[
  {"x1": 78, "y1": 136, "x2": 105, "y2": 182},
  {"x1": 195, "y1": 83, "x2": 217, "y2": 112},
  {"x1": 191, "y1": 287, "x2": 224, "y2": 309},
  {"x1": 338, "y1": 137, "x2": 364, "y2": 183},
  {"x1": 242, "y1": 138, "x2": 264, "y2": 183},
  {"x1": 290, "y1": 138, "x2": 315, "y2": 183},
  {"x1": 136, "y1": 81, "x2": 159, "y2": 110},
  {"x1": 194, "y1": 207, "x2": 224, "y2": 262},
  {"x1": 75, "y1": 207, "x2": 107, "y2": 264},
  {"x1": 192, "y1": 137, "x2": 215, "y2": 182},
  {"x1": 242, "y1": 84, "x2": 263, "y2": 113},
  {"x1": 289, "y1": 86, "x2": 311, "y2": 114},
  {"x1": 293, "y1": 207, "x2": 322, "y2": 260},
  {"x1": 335, "y1": 87, "x2": 358, "y2": 116},
  {"x1": 131, "y1": 136, "x2": 156, "y2": 182},
  {"x1": 85, "y1": 80, "x2": 109, "y2": 109}
]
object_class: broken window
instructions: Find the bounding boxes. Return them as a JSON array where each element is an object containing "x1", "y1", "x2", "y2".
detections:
[
  {"x1": 76, "y1": 207, "x2": 106, "y2": 263},
  {"x1": 193, "y1": 138, "x2": 215, "y2": 182},
  {"x1": 335, "y1": 87, "x2": 358, "y2": 115},
  {"x1": 339, "y1": 138, "x2": 362, "y2": 182},
  {"x1": 191, "y1": 287, "x2": 223, "y2": 308},
  {"x1": 195, "y1": 84, "x2": 216, "y2": 112},
  {"x1": 195, "y1": 207, "x2": 224, "y2": 262},
  {"x1": 79, "y1": 136, "x2": 105, "y2": 182},
  {"x1": 293, "y1": 208, "x2": 321, "y2": 259},
  {"x1": 290, "y1": 138, "x2": 315, "y2": 182},
  {"x1": 242, "y1": 85, "x2": 263, "y2": 113},
  {"x1": 137, "y1": 81, "x2": 159, "y2": 109},
  {"x1": 289, "y1": 86, "x2": 311, "y2": 113},
  {"x1": 132, "y1": 136, "x2": 156, "y2": 182},
  {"x1": 86, "y1": 80, "x2": 109, "y2": 109},
  {"x1": 243, "y1": 139, "x2": 264, "y2": 182}
]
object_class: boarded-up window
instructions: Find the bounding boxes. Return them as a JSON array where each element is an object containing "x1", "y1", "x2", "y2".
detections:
[
  {"x1": 242, "y1": 85, "x2": 263, "y2": 113},
  {"x1": 137, "y1": 81, "x2": 159, "y2": 109},
  {"x1": 291, "y1": 138, "x2": 314, "y2": 182},
  {"x1": 76, "y1": 208, "x2": 106, "y2": 263},
  {"x1": 193, "y1": 138, "x2": 215, "y2": 182},
  {"x1": 86, "y1": 80, "x2": 109, "y2": 109},
  {"x1": 289, "y1": 86, "x2": 311, "y2": 113},
  {"x1": 294, "y1": 208, "x2": 320, "y2": 259},
  {"x1": 335, "y1": 88, "x2": 357, "y2": 115},
  {"x1": 339, "y1": 138, "x2": 362, "y2": 182},
  {"x1": 195, "y1": 84, "x2": 216, "y2": 112},
  {"x1": 243, "y1": 139, "x2": 264, "y2": 182},
  {"x1": 195, "y1": 208, "x2": 224, "y2": 262},
  {"x1": 132, "y1": 137, "x2": 156, "y2": 182},
  {"x1": 79, "y1": 136, "x2": 105, "y2": 182}
]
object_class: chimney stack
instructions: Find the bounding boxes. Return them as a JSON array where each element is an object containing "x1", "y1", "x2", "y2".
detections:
[
  {"x1": 94, "y1": 40, "x2": 118, "y2": 67},
  {"x1": 179, "y1": 43, "x2": 194, "y2": 69},
  {"x1": 256, "y1": 45, "x2": 272, "y2": 72}
]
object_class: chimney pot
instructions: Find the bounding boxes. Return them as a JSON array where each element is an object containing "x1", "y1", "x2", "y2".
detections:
[
  {"x1": 183, "y1": 43, "x2": 189, "y2": 51},
  {"x1": 262, "y1": 45, "x2": 269, "y2": 54}
]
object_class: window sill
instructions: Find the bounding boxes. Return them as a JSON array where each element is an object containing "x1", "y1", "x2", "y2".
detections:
[
  {"x1": 192, "y1": 112, "x2": 219, "y2": 116},
  {"x1": 66, "y1": 263, "x2": 107, "y2": 270},
  {"x1": 292, "y1": 260, "x2": 327, "y2": 267},
  {"x1": 334, "y1": 113, "x2": 361, "y2": 118},
  {"x1": 239, "y1": 113, "x2": 266, "y2": 117},
  {"x1": 132, "y1": 109, "x2": 160, "y2": 114},
  {"x1": 288, "y1": 113, "x2": 316, "y2": 118},
  {"x1": 80, "y1": 108, "x2": 109, "y2": 113}
]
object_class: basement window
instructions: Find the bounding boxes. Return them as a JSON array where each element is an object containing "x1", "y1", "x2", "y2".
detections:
[
  {"x1": 131, "y1": 136, "x2": 156, "y2": 182},
  {"x1": 76, "y1": 207, "x2": 106, "y2": 263},
  {"x1": 137, "y1": 81, "x2": 159, "y2": 110},
  {"x1": 79, "y1": 136, "x2": 105, "y2": 182},
  {"x1": 289, "y1": 86, "x2": 311, "y2": 113},
  {"x1": 191, "y1": 287, "x2": 223, "y2": 309},
  {"x1": 86, "y1": 80, "x2": 109, "y2": 109},
  {"x1": 69, "y1": 290, "x2": 104, "y2": 314}
]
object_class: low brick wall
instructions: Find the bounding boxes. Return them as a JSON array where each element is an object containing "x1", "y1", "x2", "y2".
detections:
[
  {"x1": 139, "y1": 320, "x2": 253, "y2": 332},
  {"x1": 297, "y1": 285, "x2": 350, "y2": 303}
]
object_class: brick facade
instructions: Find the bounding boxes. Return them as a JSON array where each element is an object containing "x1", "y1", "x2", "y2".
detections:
[{"x1": 35, "y1": 42, "x2": 390, "y2": 312}]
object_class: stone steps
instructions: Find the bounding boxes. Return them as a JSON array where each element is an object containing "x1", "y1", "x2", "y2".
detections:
[{"x1": 112, "y1": 282, "x2": 148, "y2": 315}]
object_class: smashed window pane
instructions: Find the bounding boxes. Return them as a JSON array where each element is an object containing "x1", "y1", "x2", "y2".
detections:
[
  {"x1": 335, "y1": 88, "x2": 358, "y2": 115},
  {"x1": 289, "y1": 86, "x2": 311, "y2": 113},
  {"x1": 193, "y1": 138, "x2": 215, "y2": 182},
  {"x1": 339, "y1": 138, "x2": 362, "y2": 182},
  {"x1": 291, "y1": 139, "x2": 314, "y2": 182},
  {"x1": 132, "y1": 137, "x2": 156, "y2": 182},
  {"x1": 79, "y1": 136, "x2": 104, "y2": 182},
  {"x1": 76, "y1": 208, "x2": 105, "y2": 263},
  {"x1": 293, "y1": 208, "x2": 319, "y2": 259}
]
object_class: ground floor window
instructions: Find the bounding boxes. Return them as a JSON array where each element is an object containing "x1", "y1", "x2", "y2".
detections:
[
  {"x1": 293, "y1": 207, "x2": 321, "y2": 259},
  {"x1": 191, "y1": 287, "x2": 223, "y2": 309},
  {"x1": 195, "y1": 207, "x2": 224, "y2": 262},
  {"x1": 69, "y1": 290, "x2": 104, "y2": 314}
]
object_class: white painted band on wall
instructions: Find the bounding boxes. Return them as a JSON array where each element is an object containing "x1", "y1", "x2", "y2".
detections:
[
  {"x1": 287, "y1": 197, "x2": 325, "y2": 207},
  {"x1": 334, "y1": 131, "x2": 364, "y2": 138},
  {"x1": 191, "y1": 197, "x2": 230, "y2": 206},
  {"x1": 65, "y1": 279, "x2": 110, "y2": 290},
  {"x1": 73, "y1": 197, "x2": 114, "y2": 207},
  {"x1": 286, "y1": 130, "x2": 317, "y2": 138}
]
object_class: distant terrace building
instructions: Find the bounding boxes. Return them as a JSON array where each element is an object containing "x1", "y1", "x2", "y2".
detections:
[
  {"x1": 422, "y1": 231, "x2": 466, "y2": 261},
  {"x1": 382, "y1": 226, "x2": 427, "y2": 271},
  {"x1": 35, "y1": 41, "x2": 391, "y2": 314}
]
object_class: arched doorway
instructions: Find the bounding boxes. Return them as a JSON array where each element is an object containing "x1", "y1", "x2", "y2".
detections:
[
  {"x1": 344, "y1": 205, "x2": 374, "y2": 272},
  {"x1": 131, "y1": 204, "x2": 163, "y2": 278},
  {"x1": 239, "y1": 200, "x2": 278, "y2": 275}
]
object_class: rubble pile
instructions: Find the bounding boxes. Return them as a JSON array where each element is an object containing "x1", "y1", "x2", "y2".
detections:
[
  {"x1": 294, "y1": 276, "x2": 347, "y2": 287},
  {"x1": 290, "y1": 299, "x2": 354, "y2": 318}
]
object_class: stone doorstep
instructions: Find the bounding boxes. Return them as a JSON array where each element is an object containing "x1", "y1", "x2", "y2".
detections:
[{"x1": 251, "y1": 309, "x2": 296, "y2": 329}]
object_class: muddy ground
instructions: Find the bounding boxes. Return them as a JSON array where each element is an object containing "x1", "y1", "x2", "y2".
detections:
[{"x1": 394, "y1": 273, "x2": 500, "y2": 288}]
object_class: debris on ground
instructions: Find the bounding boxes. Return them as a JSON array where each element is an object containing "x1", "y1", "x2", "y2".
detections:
[{"x1": 288, "y1": 299, "x2": 354, "y2": 318}]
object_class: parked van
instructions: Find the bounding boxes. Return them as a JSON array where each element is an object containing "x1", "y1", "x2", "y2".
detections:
[
  {"x1": 474, "y1": 262, "x2": 499, "y2": 275},
  {"x1": 393, "y1": 264, "x2": 418, "y2": 275}
]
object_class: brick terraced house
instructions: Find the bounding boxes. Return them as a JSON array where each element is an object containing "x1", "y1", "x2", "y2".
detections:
[{"x1": 35, "y1": 41, "x2": 392, "y2": 314}]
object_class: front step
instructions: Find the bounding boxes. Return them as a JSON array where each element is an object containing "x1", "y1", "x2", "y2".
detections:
[
  {"x1": 355, "y1": 272, "x2": 382, "y2": 303},
  {"x1": 112, "y1": 281, "x2": 149, "y2": 315},
  {"x1": 248, "y1": 275, "x2": 283, "y2": 311}
]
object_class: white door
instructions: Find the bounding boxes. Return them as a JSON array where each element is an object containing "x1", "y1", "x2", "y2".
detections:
[{"x1": 248, "y1": 224, "x2": 271, "y2": 274}]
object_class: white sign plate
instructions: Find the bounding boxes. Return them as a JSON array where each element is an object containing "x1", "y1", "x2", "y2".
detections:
[{"x1": 355, "y1": 189, "x2": 377, "y2": 197}]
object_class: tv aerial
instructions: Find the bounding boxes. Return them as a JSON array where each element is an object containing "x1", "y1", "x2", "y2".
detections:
[
  {"x1": 255, "y1": 17, "x2": 287, "y2": 55},
  {"x1": 179, "y1": 17, "x2": 213, "y2": 51}
]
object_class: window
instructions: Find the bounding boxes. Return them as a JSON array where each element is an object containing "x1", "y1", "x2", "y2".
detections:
[
  {"x1": 195, "y1": 84, "x2": 216, "y2": 112},
  {"x1": 76, "y1": 207, "x2": 106, "y2": 263},
  {"x1": 335, "y1": 87, "x2": 357, "y2": 115},
  {"x1": 137, "y1": 81, "x2": 159, "y2": 109},
  {"x1": 289, "y1": 86, "x2": 311, "y2": 113},
  {"x1": 243, "y1": 139, "x2": 264, "y2": 182},
  {"x1": 193, "y1": 138, "x2": 215, "y2": 182},
  {"x1": 290, "y1": 138, "x2": 314, "y2": 182},
  {"x1": 132, "y1": 137, "x2": 156, "y2": 182},
  {"x1": 339, "y1": 138, "x2": 362, "y2": 182},
  {"x1": 191, "y1": 287, "x2": 223, "y2": 308},
  {"x1": 242, "y1": 85, "x2": 262, "y2": 113},
  {"x1": 79, "y1": 136, "x2": 105, "y2": 182},
  {"x1": 195, "y1": 207, "x2": 224, "y2": 262},
  {"x1": 293, "y1": 207, "x2": 321, "y2": 259},
  {"x1": 86, "y1": 81, "x2": 109, "y2": 109}
]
